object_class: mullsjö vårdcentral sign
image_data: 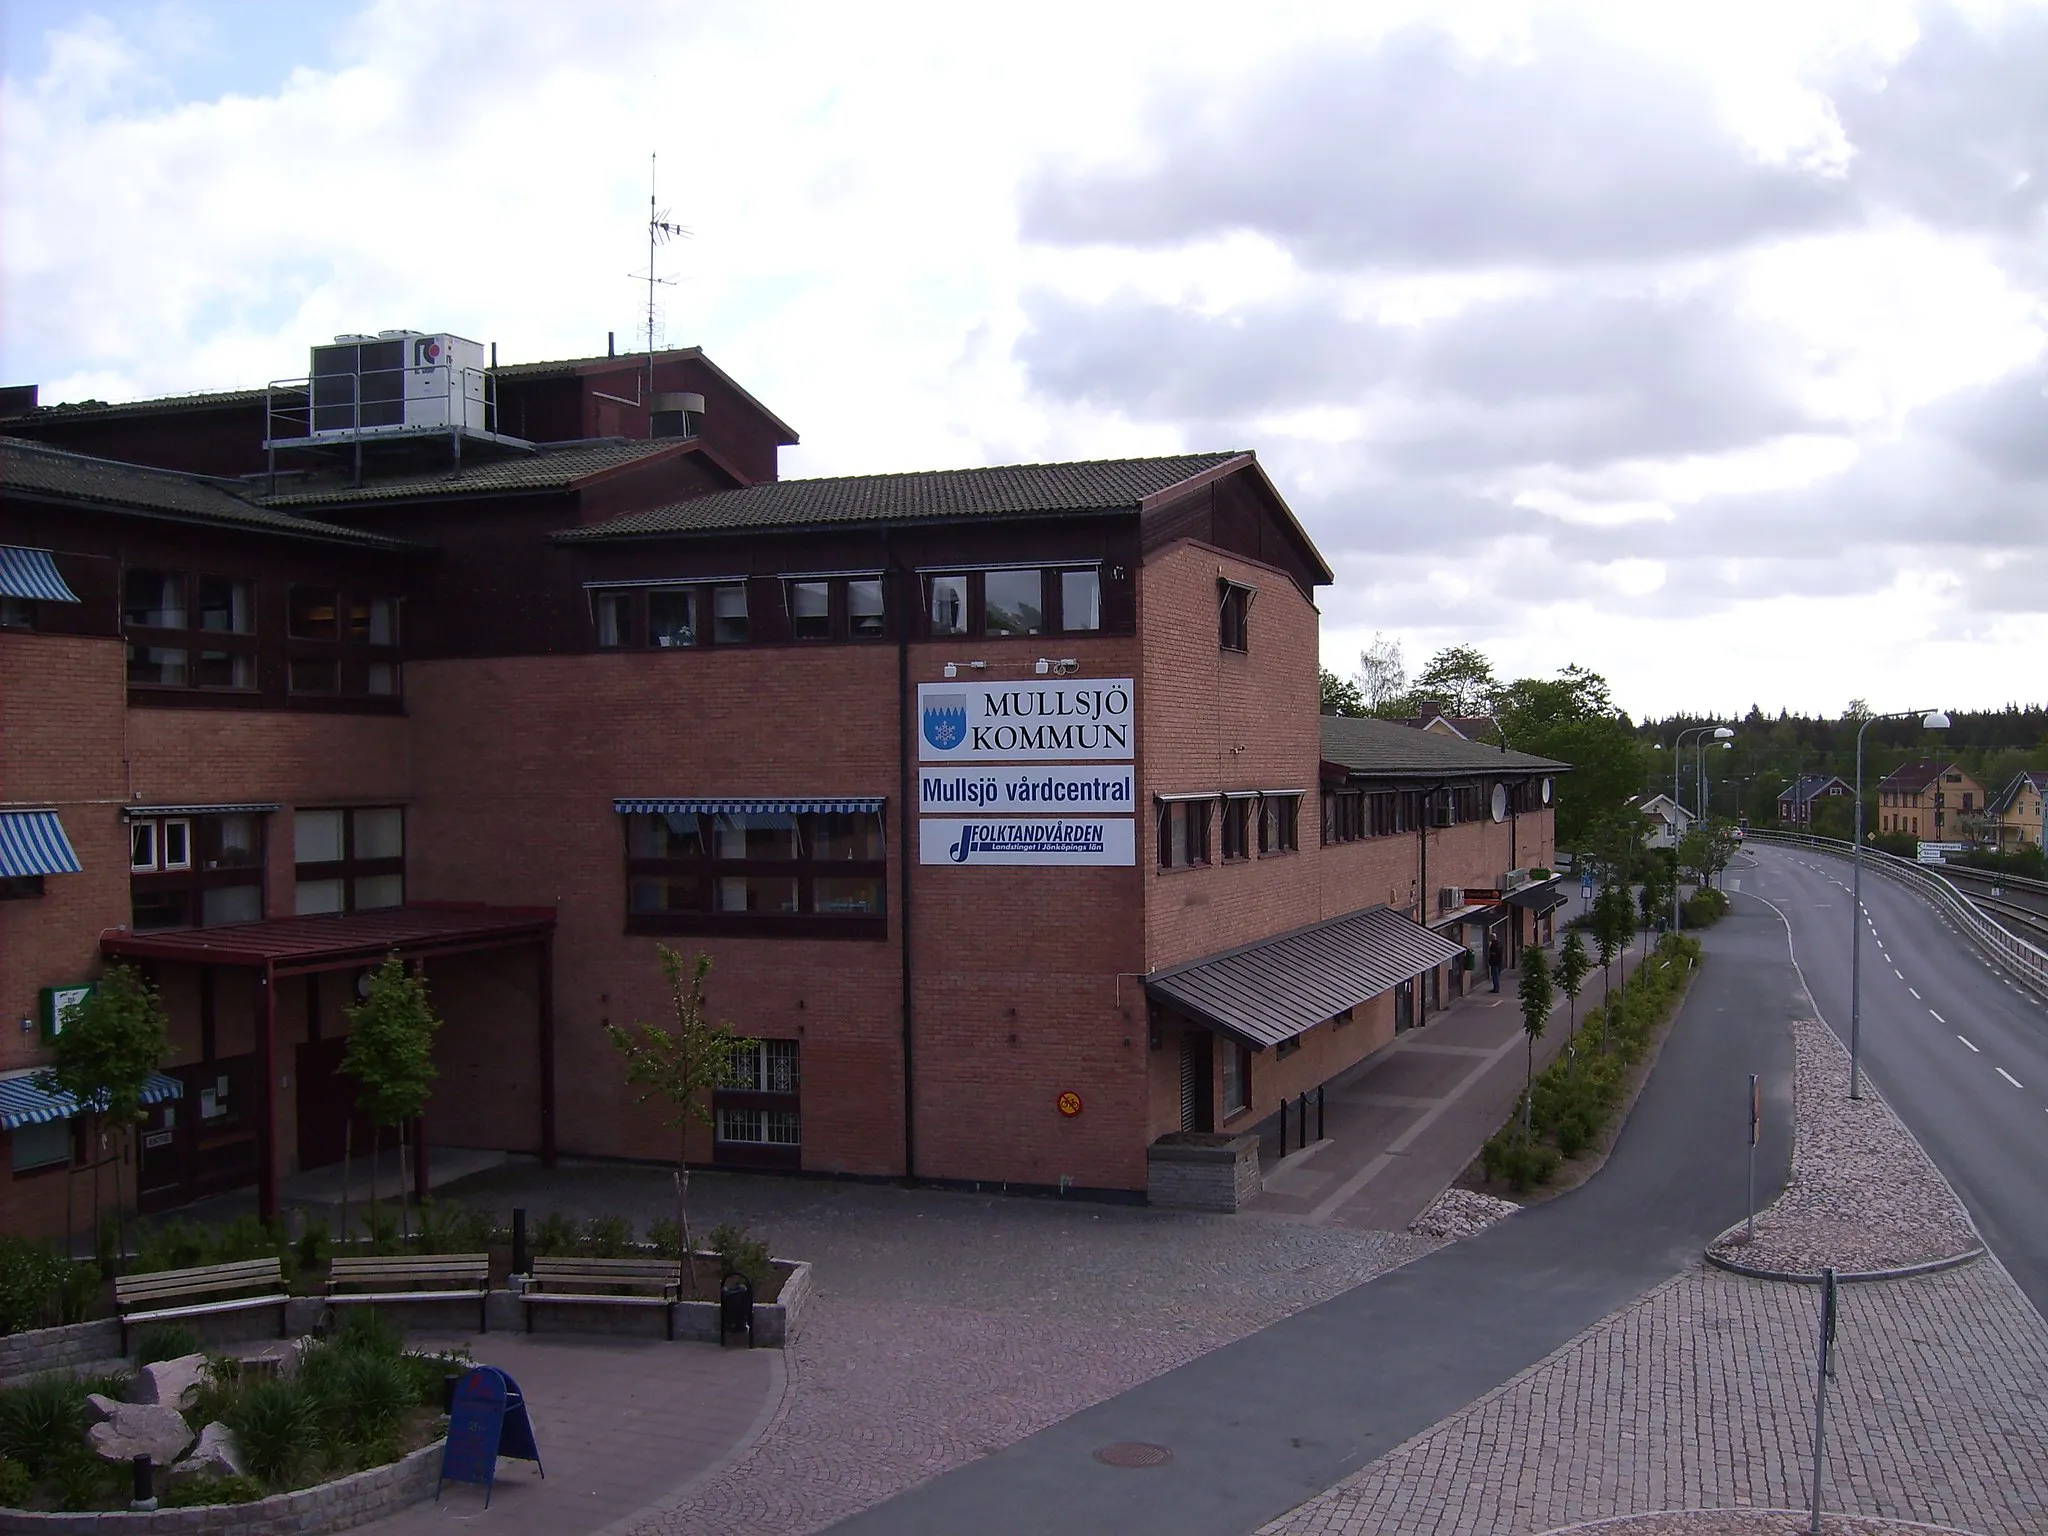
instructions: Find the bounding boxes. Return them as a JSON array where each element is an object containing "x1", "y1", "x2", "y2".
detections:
[
  {"x1": 917, "y1": 679, "x2": 1134, "y2": 762},
  {"x1": 919, "y1": 765, "x2": 1134, "y2": 815}
]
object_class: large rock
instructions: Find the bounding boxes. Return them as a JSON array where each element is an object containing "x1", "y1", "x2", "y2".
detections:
[
  {"x1": 85, "y1": 1393, "x2": 123, "y2": 1425},
  {"x1": 129, "y1": 1352, "x2": 209, "y2": 1411},
  {"x1": 169, "y1": 1422, "x2": 245, "y2": 1482},
  {"x1": 87, "y1": 1402, "x2": 193, "y2": 1467}
]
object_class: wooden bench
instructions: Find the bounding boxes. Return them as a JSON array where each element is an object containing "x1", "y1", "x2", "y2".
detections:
[
  {"x1": 522, "y1": 1257, "x2": 681, "y2": 1339},
  {"x1": 115, "y1": 1257, "x2": 290, "y2": 1354},
  {"x1": 328, "y1": 1253, "x2": 491, "y2": 1333}
]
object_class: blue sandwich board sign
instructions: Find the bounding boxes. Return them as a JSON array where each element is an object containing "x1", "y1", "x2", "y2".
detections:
[{"x1": 438, "y1": 1365, "x2": 543, "y2": 1506}]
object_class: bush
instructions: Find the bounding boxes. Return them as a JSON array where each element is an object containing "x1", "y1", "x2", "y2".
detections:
[
  {"x1": 0, "y1": 1373, "x2": 88, "y2": 1479},
  {"x1": 48, "y1": 1447, "x2": 112, "y2": 1511},
  {"x1": 707, "y1": 1224, "x2": 773, "y2": 1289},
  {"x1": 134, "y1": 1320, "x2": 204, "y2": 1365},
  {"x1": 229, "y1": 1377, "x2": 318, "y2": 1485},
  {"x1": 1681, "y1": 887, "x2": 1730, "y2": 927},
  {"x1": 295, "y1": 1217, "x2": 332, "y2": 1276},
  {"x1": 415, "y1": 1201, "x2": 499, "y2": 1255},
  {"x1": 329, "y1": 1306, "x2": 402, "y2": 1360},
  {"x1": 0, "y1": 1455, "x2": 30, "y2": 1506},
  {"x1": 164, "y1": 1472, "x2": 266, "y2": 1507},
  {"x1": 583, "y1": 1215, "x2": 633, "y2": 1258},
  {"x1": 0, "y1": 1238, "x2": 80, "y2": 1336},
  {"x1": 1479, "y1": 1133, "x2": 1561, "y2": 1192},
  {"x1": 646, "y1": 1218, "x2": 682, "y2": 1259},
  {"x1": 530, "y1": 1213, "x2": 579, "y2": 1257}
]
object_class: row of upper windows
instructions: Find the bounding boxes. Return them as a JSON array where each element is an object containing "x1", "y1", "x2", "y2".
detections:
[
  {"x1": 126, "y1": 806, "x2": 405, "y2": 932},
  {"x1": 623, "y1": 809, "x2": 887, "y2": 935},
  {"x1": 118, "y1": 569, "x2": 404, "y2": 698},
  {"x1": 1321, "y1": 780, "x2": 1546, "y2": 845},
  {"x1": 590, "y1": 566, "x2": 1107, "y2": 650},
  {"x1": 1157, "y1": 793, "x2": 1303, "y2": 870}
]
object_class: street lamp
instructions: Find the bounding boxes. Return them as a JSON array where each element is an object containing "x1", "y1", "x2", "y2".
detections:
[
  {"x1": 1849, "y1": 707, "x2": 1951, "y2": 1099},
  {"x1": 1673, "y1": 725, "x2": 1734, "y2": 930}
]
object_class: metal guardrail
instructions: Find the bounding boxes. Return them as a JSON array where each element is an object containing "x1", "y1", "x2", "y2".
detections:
[{"x1": 1743, "y1": 828, "x2": 2048, "y2": 997}]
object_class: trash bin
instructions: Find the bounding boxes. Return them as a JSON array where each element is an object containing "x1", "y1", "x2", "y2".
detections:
[{"x1": 719, "y1": 1272, "x2": 754, "y2": 1348}]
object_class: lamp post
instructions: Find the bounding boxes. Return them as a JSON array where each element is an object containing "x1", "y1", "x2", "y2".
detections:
[
  {"x1": 1674, "y1": 725, "x2": 1734, "y2": 929},
  {"x1": 1850, "y1": 707, "x2": 1950, "y2": 1099}
]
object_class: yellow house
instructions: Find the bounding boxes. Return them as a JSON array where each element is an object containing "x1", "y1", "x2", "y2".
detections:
[
  {"x1": 1987, "y1": 772, "x2": 2048, "y2": 852},
  {"x1": 1875, "y1": 760, "x2": 1986, "y2": 842}
]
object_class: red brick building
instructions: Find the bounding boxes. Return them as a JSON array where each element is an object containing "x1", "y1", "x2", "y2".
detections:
[{"x1": 0, "y1": 335, "x2": 1561, "y2": 1238}]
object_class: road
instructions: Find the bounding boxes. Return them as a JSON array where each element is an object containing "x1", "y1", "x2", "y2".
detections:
[
  {"x1": 827, "y1": 906, "x2": 1798, "y2": 1536},
  {"x1": 1738, "y1": 843, "x2": 2048, "y2": 1313}
]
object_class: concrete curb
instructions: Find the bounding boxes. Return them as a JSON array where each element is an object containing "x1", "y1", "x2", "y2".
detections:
[{"x1": 1702, "y1": 1244, "x2": 1986, "y2": 1285}]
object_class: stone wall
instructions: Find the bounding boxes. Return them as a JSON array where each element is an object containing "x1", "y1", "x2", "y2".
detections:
[
  {"x1": 1146, "y1": 1132, "x2": 1262, "y2": 1212},
  {"x1": 0, "y1": 1319, "x2": 122, "y2": 1383}
]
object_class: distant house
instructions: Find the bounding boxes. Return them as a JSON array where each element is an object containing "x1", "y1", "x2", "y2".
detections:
[
  {"x1": 1777, "y1": 774, "x2": 1853, "y2": 825},
  {"x1": 1876, "y1": 760, "x2": 1987, "y2": 843},
  {"x1": 1399, "y1": 699, "x2": 1504, "y2": 744},
  {"x1": 1986, "y1": 771, "x2": 2048, "y2": 853},
  {"x1": 1625, "y1": 792, "x2": 1694, "y2": 850}
]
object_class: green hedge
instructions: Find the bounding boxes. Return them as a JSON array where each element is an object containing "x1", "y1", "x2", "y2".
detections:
[
  {"x1": 1681, "y1": 887, "x2": 1730, "y2": 927},
  {"x1": 1481, "y1": 932, "x2": 1703, "y2": 1190}
]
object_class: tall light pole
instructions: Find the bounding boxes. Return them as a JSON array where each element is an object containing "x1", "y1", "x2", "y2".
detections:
[
  {"x1": 1850, "y1": 707, "x2": 1950, "y2": 1099},
  {"x1": 1673, "y1": 725, "x2": 1734, "y2": 930}
]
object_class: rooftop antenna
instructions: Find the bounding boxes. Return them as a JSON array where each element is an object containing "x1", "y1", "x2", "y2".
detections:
[{"x1": 630, "y1": 152, "x2": 691, "y2": 414}]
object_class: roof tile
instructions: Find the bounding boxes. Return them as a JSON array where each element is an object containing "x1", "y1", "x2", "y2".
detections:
[
  {"x1": 1320, "y1": 715, "x2": 1568, "y2": 777},
  {"x1": 257, "y1": 438, "x2": 685, "y2": 508}
]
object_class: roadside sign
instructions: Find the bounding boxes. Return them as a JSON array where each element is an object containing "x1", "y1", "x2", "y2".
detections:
[{"x1": 439, "y1": 1366, "x2": 544, "y2": 1506}]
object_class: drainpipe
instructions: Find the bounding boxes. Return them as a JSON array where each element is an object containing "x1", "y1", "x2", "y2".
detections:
[{"x1": 888, "y1": 531, "x2": 918, "y2": 1183}]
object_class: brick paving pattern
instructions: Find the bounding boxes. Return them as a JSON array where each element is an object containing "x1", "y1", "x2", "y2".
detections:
[
  {"x1": 1708, "y1": 1020, "x2": 1980, "y2": 1276},
  {"x1": 1535, "y1": 1515, "x2": 1982, "y2": 1535},
  {"x1": 1258, "y1": 1257, "x2": 2048, "y2": 1536}
]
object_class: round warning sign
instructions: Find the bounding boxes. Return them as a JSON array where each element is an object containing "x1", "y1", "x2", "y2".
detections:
[{"x1": 1056, "y1": 1091, "x2": 1083, "y2": 1117}]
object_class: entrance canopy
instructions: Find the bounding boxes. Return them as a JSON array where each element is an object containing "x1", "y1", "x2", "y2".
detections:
[
  {"x1": 101, "y1": 901, "x2": 556, "y2": 976},
  {"x1": 1148, "y1": 904, "x2": 1465, "y2": 1050},
  {"x1": 1505, "y1": 878, "x2": 1567, "y2": 916}
]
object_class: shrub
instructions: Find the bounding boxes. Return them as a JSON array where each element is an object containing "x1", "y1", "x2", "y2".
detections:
[
  {"x1": 1681, "y1": 888, "x2": 1730, "y2": 927},
  {"x1": 49, "y1": 1447, "x2": 111, "y2": 1511},
  {"x1": 134, "y1": 1320, "x2": 204, "y2": 1365},
  {"x1": 530, "y1": 1213, "x2": 579, "y2": 1257},
  {"x1": 0, "y1": 1455, "x2": 30, "y2": 1506},
  {"x1": 185, "y1": 1356, "x2": 243, "y2": 1429},
  {"x1": 0, "y1": 1373, "x2": 88, "y2": 1479},
  {"x1": 165, "y1": 1472, "x2": 266, "y2": 1507},
  {"x1": 708, "y1": 1224, "x2": 774, "y2": 1289},
  {"x1": 583, "y1": 1215, "x2": 633, "y2": 1258},
  {"x1": 1479, "y1": 1132, "x2": 1560, "y2": 1192},
  {"x1": 332, "y1": 1350, "x2": 414, "y2": 1461},
  {"x1": 229, "y1": 1377, "x2": 318, "y2": 1485},
  {"x1": 0, "y1": 1238, "x2": 76, "y2": 1336},
  {"x1": 415, "y1": 1201, "x2": 498, "y2": 1255},
  {"x1": 447, "y1": 1205, "x2": 502, "y2": 1252},
  {"x1": 295, "y1": 1218, "x2": 332, "y2": 1276},
  {"x1": 358, "y1": 1206, "x2": 401, "y2": 1257},
  {"x1": 329, "y1": 1306, "x2": 402, "y2": 1360},
  {"x1": 646, "y1": 1218, "x2": 683, "y2": 1259}
]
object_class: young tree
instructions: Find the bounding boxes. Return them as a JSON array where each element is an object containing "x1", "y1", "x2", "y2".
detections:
[
  {"x1": 1592, "y1": 883, "x2": 1632, "y2": 1053},
  {"x1": 1555, "y1": 929, "x2": 1590, "y2": 1048},
  {"x1": 1358, "y1": 632, "x2": 1407, "y2": 710},
  {"x1": 1517, "y1": 946, "x2": 1554, "y2": 1140},
  {"x1": 605, "y1": 947, "x2": 756, "y2": 1294},
  {"x1": 343, "y1": 954, "x2": 443, "y2": 1240},
  {"x1": 37, "y1": 964, "x2": 168, "y2": 1267}
]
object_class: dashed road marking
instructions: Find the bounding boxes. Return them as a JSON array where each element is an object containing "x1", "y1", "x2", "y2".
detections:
[
  {"x1": 1960, "y1": 1035, "x2": 1980, "y2": 1052},
  {"x1": 1930, "y1": 1009, "x2": 1946, "y2": 1023},
  {"x1": 1909, "y1": 987, "x2": 1922, "y2": 999},
  {"x1": 1894, "y1": 968, "x2": 1905, "y2": 979},
  {"x1": 1997, "y1": 1067, "x2": 2024, "y2": 1088}
]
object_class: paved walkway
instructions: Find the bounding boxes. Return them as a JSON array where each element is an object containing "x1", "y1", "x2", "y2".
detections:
[
  {"x1": 818, "y1": 901, "x2": 1801, "y2": 1535},
  {"x1": 354, "y1": 1332, "x2": 780, "y2": 1536}
]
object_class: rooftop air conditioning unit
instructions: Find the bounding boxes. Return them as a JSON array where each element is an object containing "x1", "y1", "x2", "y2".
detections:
[{"x1": 309, "y1": 331, "x2": 488, "y2": 438}]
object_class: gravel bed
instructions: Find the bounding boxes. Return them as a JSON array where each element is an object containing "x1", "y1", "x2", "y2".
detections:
[
  {"x1": 1707, "y1": 1019, "x2": 1980, "y2": 1276},
  {"x1": 1536, "y1": 1512, "x2": 1983, "y2": 1535},
  {"x1": 1409, "y1": 1186, "x2": 1520, "y2": 1240}
]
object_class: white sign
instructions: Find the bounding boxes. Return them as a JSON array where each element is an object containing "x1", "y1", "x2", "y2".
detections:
[
  {"x1": 920, "y1": 764, "x2": 1135, "y2": 815},
  {"x1": 917, "y1": 678, "x2": 1134, "y2": 762},
  {"x1": 920, "y1": 817, "x2": 1136, "y2": 866}
]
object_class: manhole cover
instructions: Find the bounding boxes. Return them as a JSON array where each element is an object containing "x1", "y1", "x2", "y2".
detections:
[{"x1": 1093, "y1": 1442, "x2": 1174, "y2": 1468}]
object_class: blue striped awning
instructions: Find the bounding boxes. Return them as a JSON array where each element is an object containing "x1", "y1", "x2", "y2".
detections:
[
  {"x1": 0, "y1": 1070, "x2": 184, "y2": 1129},
  {"x1": 0, "y1": 810, "x2": 82, "y2": 877},
  {"x1": 614, "y1": 797, "x2": 886, "y2": 817},
  {"x1": 0, "y1": 546, "x2": 81, "y2": 603}
]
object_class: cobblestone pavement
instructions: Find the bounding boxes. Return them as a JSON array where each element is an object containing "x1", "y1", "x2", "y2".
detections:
[
  {"x1": 1534, "y1": 1514, "x2": 1982, "y2": 1535},
  {"x1": 436, "y1": 1164, "x2": 1438, "y2": 1535},
  {"x1": 1258, "y1": 1257, "x2": 2048, "y2": 1536},
  {"x1": 1708, "y1": 1020, "x2": 1981, "y2": 1276}
]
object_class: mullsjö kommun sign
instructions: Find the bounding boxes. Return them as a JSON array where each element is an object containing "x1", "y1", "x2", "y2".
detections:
[
  {"x1": 920, "y1": 765, "x2": 1134, "y2": 815},
  {"x1": 917, "y1": 679, "x2": 1134, "y2": 762}
]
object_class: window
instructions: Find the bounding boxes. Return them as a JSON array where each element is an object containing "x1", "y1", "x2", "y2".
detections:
[
  {"x1": 1222, "y1": 1041, "x2": 1249, "y2": 1119},
  {"x1": 288, "y1": 585, "x2": 403, "y2": 699},
  {"x1": 1259, "y1": 794, "x2": 1300, "y2": 855},
  {"x1": 983, "y1": 570, "x2": 1044, "y2": 636},
  {"x1": 790, "y1": 581, "x2": 830, "y2": 640},
  {"x1": 780, "y1": 575, "x2": 888, "y2": 643},
  {"x1": 715, "y1": 1040, "x2": 801, "y2": 1166},
  {"x1": 648, "y1": 590, "x2": 697, "y2": 647},
  {"x1": 295, "y1": 806, "x2": 405, "y2": 914},
  {"x1": 1218, "y1": 580, "x2": 1252, "y2": 652},
  {"x1": 1060, "y1": 569, "x2": 1101, "y2": 633},
  {"x1": 1221, "y1": 798, "x2": 1253, "y2": 861},
  {"x1": 130, "y1": 813, "x2": 265, "y2": 931},
  {"x1": 848, "y1": 578, "x2": 886, "y2": 638},
  {"x1": 124, "y1": 567, "x2": 262, "y2": 693},
  {"x1": 595, "y1": 592, "x2": 632, "y2": 647},
  {"x1": 712, "y1": 584, "x2": 749, "y2": 644},
  {"x1": 623, "y1": 807, "x2": 886, "y2": 938},
  {"x1": 0, "y1": 596, "x2": 31, "y2": 630},
  {"x1": 929, "y1": 574, "x2": 967, "y2": 636},
  {"x1": 1157, "y1": 799, "x2": 1211, "y2": 870},
  {"x1": 11, "y1": 1117, "x2": 70, "y2": 1174}
]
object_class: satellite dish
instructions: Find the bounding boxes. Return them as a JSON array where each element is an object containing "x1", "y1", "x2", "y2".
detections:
[
  {"x1": 1542, "y1": 777, "x2": 1554, "y2": 805},
  {"x1": 1491, "y1": 784, "x2": 1509, "y2": 823}
]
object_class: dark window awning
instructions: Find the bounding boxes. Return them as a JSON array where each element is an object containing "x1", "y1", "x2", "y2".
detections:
[
  {"x1": 1147, "y1": 904, "x2": 1466, "y2": 1050},
  {"x1": 0, "y1": 810, "x2": 83, "y2": 877},
  {"x1": 124, "y1": 802, "x2": 283, "y2": 821},
  {"x1": 1506, "y1": 880, "x2": 1567, "y2": 914},
  {"x1": 0, "y1": 546, "x2": 80, "y2": 603},
  {"x1": 0, "y1": 1069, "x2": 183, "y2": 1129},
  {"x1": 99, "y1": 902, "x2": 556, "y2": 976},
  {"x1": 615, "y1": 797, "x2": 885, "y2": 816}
]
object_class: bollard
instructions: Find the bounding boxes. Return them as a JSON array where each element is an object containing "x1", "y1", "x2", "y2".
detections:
[
  {"x1": 130, "y1": 1454, "x2": 156, "y2": 1512},
  {"x1": 720, "y1": 1272, "x2": 755, "y2": 1348},
  {"x1": 511, "y1": 1208, "x2": 528, "y2": 1278}
]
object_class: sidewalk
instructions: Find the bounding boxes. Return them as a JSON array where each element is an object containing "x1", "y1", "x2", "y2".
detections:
[{"x1": 1250, "y1": 902, "x2": 1662, "y2": 1231}]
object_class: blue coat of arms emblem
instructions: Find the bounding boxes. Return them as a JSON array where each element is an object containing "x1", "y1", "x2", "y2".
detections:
[{"x1": 922, "y1": 693, "x2": 968, "y2": 752}]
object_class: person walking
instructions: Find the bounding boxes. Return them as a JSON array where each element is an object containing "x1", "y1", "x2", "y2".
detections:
[{"x1": 1487, "y1": 934, "x2": 1504, "y2": 993}]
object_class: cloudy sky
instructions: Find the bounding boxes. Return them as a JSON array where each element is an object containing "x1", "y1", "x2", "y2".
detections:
[{"x1": 4, "y1": 0, "x2": 2046, "y2": 719}]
